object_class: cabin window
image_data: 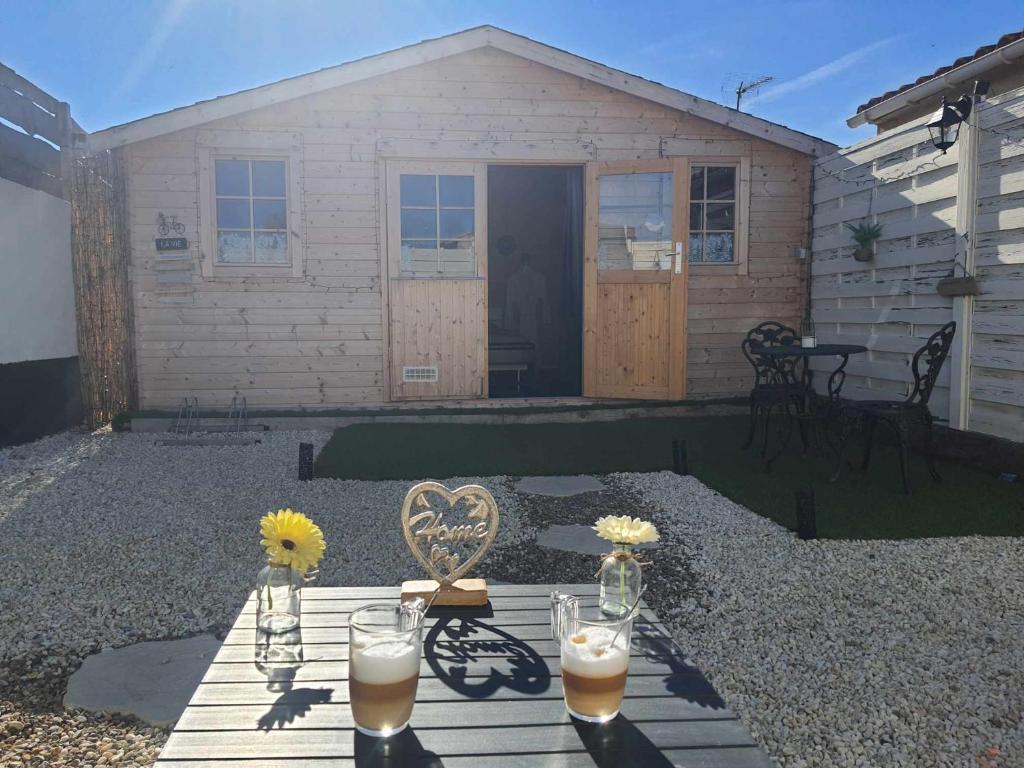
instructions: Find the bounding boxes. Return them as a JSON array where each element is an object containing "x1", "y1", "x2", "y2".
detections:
[
  {"x1": 688, "y1": 165, "x2": 736, "y2": 263},
  {"x1": 399, "y1": 173, "x2": 476, "y2": 277},
  {"x1": 597, "y1": 172, "x2": 674, "y2": 271},
  {"x1": 214, "y1": 158, "x2": 289, "y2": 265}
]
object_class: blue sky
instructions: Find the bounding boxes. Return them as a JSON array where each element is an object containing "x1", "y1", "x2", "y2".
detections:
[{"x1": 4, "y1": 1, "x2": 1020, "y2": 144}]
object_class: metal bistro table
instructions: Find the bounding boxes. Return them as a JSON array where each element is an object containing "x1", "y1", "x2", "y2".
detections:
[
  {"x1": 157, "y1": 584, "x2": 773, "y2": 767},
  {"x1": 753, "y1": 343, "x2": 867, "y2": 470}
]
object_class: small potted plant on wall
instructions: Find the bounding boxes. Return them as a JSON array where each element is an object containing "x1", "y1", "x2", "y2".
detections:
[{"x1": 845, "y1": 221, "x2": 883, "y2": 262}]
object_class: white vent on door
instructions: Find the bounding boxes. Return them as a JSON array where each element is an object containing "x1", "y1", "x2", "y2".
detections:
[{"x1": 403, "y1": 366, "x2": 439, "y2": 383}]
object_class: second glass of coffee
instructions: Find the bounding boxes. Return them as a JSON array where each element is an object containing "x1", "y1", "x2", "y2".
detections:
[
  {"x1": 552, "y1": 593, "x2": 633, "y2": 723},
  {"x1": 348, "y1": 600, "x2": 426, "y2": 737}
]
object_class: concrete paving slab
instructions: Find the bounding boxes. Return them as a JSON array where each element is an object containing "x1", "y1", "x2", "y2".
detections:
[
  {"x1": 514, "y1": 475, "x2": 606, "y2": 496},
  {"x1": 64, "y1": 634, "x2": 221, "y2": 726},
  {"x1": 535, "y1": 524, "x2": 657, "y2": 556}
]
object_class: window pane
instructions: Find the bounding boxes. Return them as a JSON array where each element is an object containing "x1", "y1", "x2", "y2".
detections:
[
  {"x1": 688, "y1": 233, "x2": 703, "y2": 263},
  {"x1": 252, "y1": 160, "x2": 286, "y2": 197},
  {"x1": 706, "y1": 203, "x2": 735, "y2": 231},
  {"x1": 215, "y1": 160, "x2": 249, "y2": 196},
  {"x1": 689, "y1": 203, "x2": 703, "y2": 231},
  {"x1": 439, "y1": 175, "x2": 474, "y2": 207},
  {"x1": 254, "y1": 231, "x2": 288, "y2": 263},
  {"x1": 216, "y1": 198, "x2": 250, "y2": 228},
  {"x1": 705, "y1": 232, "x2": 734, "y2": 262},
  {"x1": 400, "y1": 175, "x2": 436, "y2": 207},
  {"x1": 218, "y1": 231, "x2": 252, "y2": 263},
  {"x1": 598, "y1": 172, "x2": 673, "y2": 271},
  {"x1": 690, "y1": 167, "x2": 705, "y2": 202},
  {"x1": 438, "y1": 240, "x2": 475, "y2": 276},
  {"x1": 401, "y1": 241, "x2": 438, "y2": 276},
  {"x1": 706, "y1": 167, "x2": 736, "y2": 200},
  {"x1": 440, "y1": 209, "x2": 474, "y2": 239},
  {"x1": 401, "y1": 209, "x2": 437, "y2": 239},
  {"x1": 253, "y1": 199, "x2": 287, "y2": 229}
]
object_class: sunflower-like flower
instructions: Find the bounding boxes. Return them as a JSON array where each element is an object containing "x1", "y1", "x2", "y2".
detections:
[
  {"x1": 593, "y1": 515, "x2": 660, "y2": 545},
  {"x1": 260, "y1": 508, "x2": 326, "y2": 573}
]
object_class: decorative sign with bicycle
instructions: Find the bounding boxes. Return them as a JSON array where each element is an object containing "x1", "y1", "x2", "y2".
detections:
[{"x1": 155, "y1": 213, "x2": 188, "y2": 252}]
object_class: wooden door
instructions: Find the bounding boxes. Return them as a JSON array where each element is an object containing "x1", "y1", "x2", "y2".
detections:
[
  {"x1": 583, "y1": 160, "x2": 687, "y2": 400},
  {"x1": 385, "y1": 161, "x2": 488, "y2": 400}
]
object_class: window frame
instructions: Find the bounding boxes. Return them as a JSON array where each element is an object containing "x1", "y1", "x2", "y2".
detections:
[
  {"x1": 684, "y1": 157, "x2": 750, "y2": 276},
  {"x1": 197, "y1": 135, "x2": 303, "y2": 278},
  {"x1": 385, "y1": 159, "x2": 487, "y2": 282}
]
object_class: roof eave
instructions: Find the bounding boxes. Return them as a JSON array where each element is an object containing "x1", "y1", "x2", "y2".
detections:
[{"x1": 848, "y1": 35, "x2": 1024, "y2": 128}]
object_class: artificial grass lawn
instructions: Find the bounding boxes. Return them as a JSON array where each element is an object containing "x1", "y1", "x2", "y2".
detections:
[{"x1": 314, "y1": 416, "x2": 1024, "y2": 540}]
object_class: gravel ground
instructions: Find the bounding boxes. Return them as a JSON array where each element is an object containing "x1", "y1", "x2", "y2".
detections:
[
  {"x1": 1, "y1": 429, "x2": 1021, "y2": 767},
  {"x1": 628, "y1": 472, "x2": 1024, "y2": 768}
]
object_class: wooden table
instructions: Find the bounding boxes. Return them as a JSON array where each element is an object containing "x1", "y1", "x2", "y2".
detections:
[{"x1": 157, "y1": 584, "x2": 772, "y2": 767}]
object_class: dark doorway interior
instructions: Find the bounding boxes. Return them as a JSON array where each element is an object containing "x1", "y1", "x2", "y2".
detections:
[{"x1": 487, "y1": 165, "x2": 584, "y2": 398}]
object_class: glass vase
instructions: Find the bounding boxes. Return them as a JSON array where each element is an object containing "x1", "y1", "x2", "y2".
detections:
[
  {"x1": 257, "y1": 562, "x2": 303, "y2": 633},
  {"x1": 598, "y1": 544, "x2": 642, "y2": 618}
]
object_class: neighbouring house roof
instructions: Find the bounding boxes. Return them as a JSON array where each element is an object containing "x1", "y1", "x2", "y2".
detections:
[
  {"x1": 849, "y1": 30, "x2": 1024, "y2": 128},
  {"x1": 87, "y1": 25, "x2": 834, "y2": 157}
]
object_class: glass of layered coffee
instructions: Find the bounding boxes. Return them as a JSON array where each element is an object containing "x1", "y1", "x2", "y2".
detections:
[
  {"x1": 552, "y1": 593, "x2": 633, "y2": 723},
  {"x1": 348, "y1": 600, "x2": 426, "y2": 737}
]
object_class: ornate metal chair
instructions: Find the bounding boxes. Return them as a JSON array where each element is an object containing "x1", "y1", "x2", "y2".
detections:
[
  {"x1": 832, "y1": 321, "x2": 956, "y2": 494},
  {"x1": 740, "y1": 321, "x2": 804, "y2": 456}
]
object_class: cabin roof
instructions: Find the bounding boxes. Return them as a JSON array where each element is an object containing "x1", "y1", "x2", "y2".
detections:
[{"x1": 87, "y1": 25, "x2": 834, "y2": 156}]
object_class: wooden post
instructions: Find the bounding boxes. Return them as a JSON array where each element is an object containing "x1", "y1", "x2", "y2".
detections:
[
  {"x1": 948, "y1": 97, "x2": 980, "y2": 432},
  {"x1": 298, "y1": 442, "x2": 314, "y2": 481},
  {"x1": 56, "y1": 101, "x2": 73, "y2": 202},
  {"x1": 672, "y1": 439, "x2": 688, "y2": 475},
  {"x1": 795, "y1": 489, "x2": 817, "y2": 540}
]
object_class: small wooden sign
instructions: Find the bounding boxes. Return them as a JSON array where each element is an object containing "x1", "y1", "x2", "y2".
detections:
[
  {"x1": 156, "y1": 237, "x2": 189, "y2": 252},
  {"x1": 400, "y1": 481, "x2": 499, "y2": 606}
]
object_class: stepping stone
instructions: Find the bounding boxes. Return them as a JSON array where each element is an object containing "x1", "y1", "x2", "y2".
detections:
[
  {"x1": 64, "y1": 635, "x2": 221, "y2": 726},
  {"x1": 535, "y1": 524, "x2": 656, "y2": 556},
  {"x1": 514, "y1": 475, "x2": 606, "y2": 497}
]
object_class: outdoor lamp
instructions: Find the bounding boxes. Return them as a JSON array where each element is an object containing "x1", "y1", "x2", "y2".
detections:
[{"x1": 926, "y1": 95, "x2": 972, "y2": 153}]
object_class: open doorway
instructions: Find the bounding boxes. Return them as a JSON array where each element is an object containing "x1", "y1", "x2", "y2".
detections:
[{"x1": 487, "y1": 165, "x2": 584, "y2": 398}]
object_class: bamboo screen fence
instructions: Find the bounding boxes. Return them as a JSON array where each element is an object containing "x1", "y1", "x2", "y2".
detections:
[{"x1": 70, "y1": 149, "x2": 138, "y2": 428}]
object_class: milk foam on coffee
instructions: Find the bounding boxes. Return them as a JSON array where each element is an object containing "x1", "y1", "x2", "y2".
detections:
[
  {"x1": 351, "y1": 638, "x2": 420, "y2": 684},
  {"x1": 561, "y1": 627, "x2": 629, "y2": 678}
]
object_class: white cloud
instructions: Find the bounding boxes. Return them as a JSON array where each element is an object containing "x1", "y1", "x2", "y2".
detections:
[{"x1": 747, "y1": 36, "x2": 900, "y2": 107}]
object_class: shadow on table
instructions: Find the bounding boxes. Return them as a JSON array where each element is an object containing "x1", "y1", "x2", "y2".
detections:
[
  {"x1": 632, "y1": 619, "x2": 727, "y2": 710},
  {"x1": 424, "y1": 613, "x2": 550, "y2": 698},
  {"x1": 573, "y1": 715, "x2": 676, "y2": 768},
  {"x1": 355, "y1": 727, "x2": 444, "y2": 768},
  {"x1": 253, "y1": 627, "x2": 335, "y2": 731}
]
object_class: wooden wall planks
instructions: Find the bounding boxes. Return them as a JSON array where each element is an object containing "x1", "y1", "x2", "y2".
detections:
[{"x1": 126, "y1": 46, "x2": 810, "y2": 408}]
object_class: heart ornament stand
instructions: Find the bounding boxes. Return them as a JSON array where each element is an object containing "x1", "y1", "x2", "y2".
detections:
[{"x1": 400, "y1": 481, "x2": 499, "y2": 606}]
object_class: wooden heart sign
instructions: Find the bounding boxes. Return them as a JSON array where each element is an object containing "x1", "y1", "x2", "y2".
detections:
[{"x1": 400, "y1": 481, "x2": 499, "y2": 586}]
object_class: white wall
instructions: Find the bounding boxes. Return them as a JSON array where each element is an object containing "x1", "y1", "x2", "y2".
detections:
[{"x1": 0, "y1": 176, "x2": 77, "y2": 364}]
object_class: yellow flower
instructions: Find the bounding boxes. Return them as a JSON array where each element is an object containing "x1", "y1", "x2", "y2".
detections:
[
  {"x1": 260, "y1": 508, "x2": 326, "y2": 572},
  {"x1": 593, "y1": 515, "x2": 660, "y2": 545}
]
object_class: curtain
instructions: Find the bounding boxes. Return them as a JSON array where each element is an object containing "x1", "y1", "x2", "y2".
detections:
[{"x1": 561, "y1": 166, "x2": 584, "y2": 394}]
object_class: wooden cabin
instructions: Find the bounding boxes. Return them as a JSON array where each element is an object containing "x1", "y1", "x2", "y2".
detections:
[{"x1": 87, "y1": 26, "x2": 834, "y2": 410}]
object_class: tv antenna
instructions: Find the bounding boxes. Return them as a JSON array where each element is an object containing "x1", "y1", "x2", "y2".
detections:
[{"x1": 734, "y1": 75, "x2": 775, "y2": 110}]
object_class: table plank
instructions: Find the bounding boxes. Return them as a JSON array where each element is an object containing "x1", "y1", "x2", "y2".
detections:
[
  {"x1": 186, "y1": 674, "x2": 723, "y2": 707},
  {"x1": 175, "y1": 697, "x2": 734, "y2": 731},
  {"x1": 159, "y1": 719, "x2": 759, "y2": 759}
]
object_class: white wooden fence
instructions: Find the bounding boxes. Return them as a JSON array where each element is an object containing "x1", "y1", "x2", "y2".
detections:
[{"x1": 810, "y1": 83, "x2": 1024, "y2": 442}]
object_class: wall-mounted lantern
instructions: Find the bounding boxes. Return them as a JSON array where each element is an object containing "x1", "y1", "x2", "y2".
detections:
[{"x1": 926, "y1": 94, "x2": 973, "y2": 153}]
